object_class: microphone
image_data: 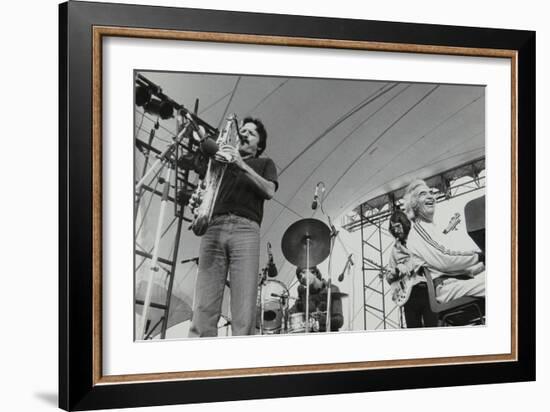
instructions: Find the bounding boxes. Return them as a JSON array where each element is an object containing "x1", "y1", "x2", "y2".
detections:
[
  {"x1": 311, "y1": 182, "x2": 324, "y2": 210},
  {"x1": 200, "y1": 138, "x2": 219, "y2": 158},
  {"x1": 338, "y1": 254, "x2": 354, "y2": 282},
  {"x1": 267, "y1": 242, "x2": 278, "y2": 278},
  {"x1": 180, "y1": 257, "x2": 199, "y2": 264}
]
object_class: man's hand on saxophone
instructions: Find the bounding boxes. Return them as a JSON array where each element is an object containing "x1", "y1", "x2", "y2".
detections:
[
  {"x1": 188, "y1": 190, "x2": 203, "y2": 217},
  {"x1": 214, "y1": 144, "x2": 245, "y2": 170}
]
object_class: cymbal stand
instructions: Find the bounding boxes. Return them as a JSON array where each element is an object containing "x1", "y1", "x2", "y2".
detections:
[
  {"x1": 280, "y1": 293, "x2": 289, "y2": 334},
  {"x1": 219, "y1": 314, "x2": 231, "y2": 337},
  {"x1": 317, "y1": 183, "x2": 338, "y2": 332}
]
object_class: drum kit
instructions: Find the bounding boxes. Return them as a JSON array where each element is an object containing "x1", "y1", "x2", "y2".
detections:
[{"x1": 256, "y1": 218, "x2": 348, "y2": 335}]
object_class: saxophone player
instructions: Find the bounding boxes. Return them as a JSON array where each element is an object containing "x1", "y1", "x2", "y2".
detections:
[{"x1": 188, "y1": 117, "x2": 278, "y2": 337}]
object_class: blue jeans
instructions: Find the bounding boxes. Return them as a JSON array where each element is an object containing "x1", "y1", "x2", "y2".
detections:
[{"x1": 189, "y1": 214, "x2": 260, "y2": 337}]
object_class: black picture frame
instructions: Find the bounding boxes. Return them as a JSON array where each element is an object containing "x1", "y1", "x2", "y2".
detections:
[{"x1": 59, "y1": 1, "x2": 535, "y2": 410}]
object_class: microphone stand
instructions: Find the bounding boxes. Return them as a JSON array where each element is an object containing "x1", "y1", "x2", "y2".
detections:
[
  {"x1": 325, "y1": 216, "x2": 338, "y2": 332},
  {"x1": 219, "y1": 314, "x2": 231, "y2": 337},
  {"x1": 345, "y1": 259, "x2": 354, "y2": 331},
  {"x1": 135, "y1": 117, "x2": 193, "y2": 197},
  {"x1": 138, "y1": 165, "x2": 172, "y2": 340},
  {"x1": 316, "y1": 185, "x2": 338, "y2": 333},
  {"x1": 305, "y1": 237, "x2": 311, "y2": 333},
  {"x1": 336, "y1": 255, "x2": 354, "y2": 330},
  {"x1": 258, "y1": 266, "x2": 268, "y2": 335}
]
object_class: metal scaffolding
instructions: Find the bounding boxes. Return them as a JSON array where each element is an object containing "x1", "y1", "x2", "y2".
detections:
[{"x1": 345, "y1": 157, "x2": 486, "y2": 330}]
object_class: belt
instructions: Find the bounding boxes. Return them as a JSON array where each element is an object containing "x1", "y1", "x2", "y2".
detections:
[{"x1": 212, "y1": 212, "x2": 257, "y2": 224}]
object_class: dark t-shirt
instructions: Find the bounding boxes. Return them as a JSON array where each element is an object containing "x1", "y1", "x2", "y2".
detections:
[{"x1": 212, "y1": 157, "x2": 278, "y2": 225}]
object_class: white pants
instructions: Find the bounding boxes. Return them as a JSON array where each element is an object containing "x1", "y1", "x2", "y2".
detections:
[{"x1": 436, "y1": 272, "x2": 485, "y2": 303}]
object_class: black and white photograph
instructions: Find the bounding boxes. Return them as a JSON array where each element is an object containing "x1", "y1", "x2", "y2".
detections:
[{"x1": 134, "y1": 71, "x2": 486, "y2": 340}]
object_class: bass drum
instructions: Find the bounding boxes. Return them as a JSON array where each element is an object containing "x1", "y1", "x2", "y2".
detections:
[{"x1": 256, "y1": 279, "x2": 289, "y2": 334}]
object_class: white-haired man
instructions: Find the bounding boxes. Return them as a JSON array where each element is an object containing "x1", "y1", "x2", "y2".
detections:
[{"x1": 403, "y1": 179, "x2": 485, "y2": 303}]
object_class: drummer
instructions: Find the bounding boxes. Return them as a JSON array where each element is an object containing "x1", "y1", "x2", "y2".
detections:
[{"x1": 290, "y1": 266, "x2": 344, "y2": 332}]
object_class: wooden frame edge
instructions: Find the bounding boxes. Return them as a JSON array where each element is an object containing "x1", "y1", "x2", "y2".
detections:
[
  {"x1": 94, "y1": 26, "x2": 517, "y2": 58},
  {"x1": 96, "y1": 353, "x2": 515, "y2": 385},
  {"x1": 510, "y1": 52, "x2": 519, "y2": 361},
  {"x1": 92, "y1": 27, "x2": 103, "y2": 385},
  {"x1": 91, "y1": 25, "x2": 519, "y2": 386}
]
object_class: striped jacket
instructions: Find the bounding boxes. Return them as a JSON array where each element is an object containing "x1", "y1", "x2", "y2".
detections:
[{"x1": 407, "y1": 220, "x2": 480, "y2": 279}]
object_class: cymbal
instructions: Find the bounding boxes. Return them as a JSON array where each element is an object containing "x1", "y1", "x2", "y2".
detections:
[{"x1": 281, "y1": 218, "x2": 331, "y2": 267}]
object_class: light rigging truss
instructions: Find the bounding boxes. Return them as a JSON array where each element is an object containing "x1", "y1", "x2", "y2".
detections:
[{"x1": 134, "y1": 73, "x2": 218, "y2": 340}]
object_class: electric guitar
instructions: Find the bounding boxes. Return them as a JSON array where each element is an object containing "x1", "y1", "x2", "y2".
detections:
[
  {"x1": 388, "y1": 261, "x2": 485, "y2": 306},
  {"x1": 388, "y1": 269, "x2": 423, "y2": 307}
]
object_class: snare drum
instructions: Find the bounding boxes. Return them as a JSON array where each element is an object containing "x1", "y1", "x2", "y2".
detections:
[
  {"x1": 288, "y1": 312, "x2": 306, "y2": 333},
  {"x1": 288, "y1": 312, "x2": 320, "y2": 333}
]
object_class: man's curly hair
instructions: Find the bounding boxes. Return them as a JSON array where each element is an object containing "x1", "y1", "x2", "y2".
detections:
[{"x1": 242, "y1": 117, "x2": 267, "y2": 157}]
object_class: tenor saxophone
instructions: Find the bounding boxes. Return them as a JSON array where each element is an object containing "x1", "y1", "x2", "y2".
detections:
[{"x1": 190, "y1": 114, "x2": 240, "y2": 236}]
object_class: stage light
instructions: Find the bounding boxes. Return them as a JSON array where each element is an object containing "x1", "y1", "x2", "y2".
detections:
[
  {"x1": 135, "y1": 85, "x2": 151, "y2": 107},
  {"x1": 159, "y1": 101, "x2": 174, "y2": 119},
  {"x1": 144, "y1": 98, "x2": 174, "y2": 119}
]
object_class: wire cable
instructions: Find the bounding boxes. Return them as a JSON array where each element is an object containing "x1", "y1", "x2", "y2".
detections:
[
  {"x1": 342, "y1": 94, "x2": 484, "y2": 208},
  {"x1": 134, "y1": 111, "x2": 145, "y2": 138},
  {"x1": 199, "y1": 90, "x2": 233, "y2": 116},
  {"x1": 278, "y1": 82, "x2": 397, "y2": 175},
  {"x1": 135, "y1": 163, "x2": 165, "y2": 237},
  {"x1": 324, "y1": 85, "x2": 440, "y2": 202},
  {"x1": 246, "y1": 79, "x2": 289, "y2": 114},
  {"x1": 260, "y1": 83, "x2": 403, "y2": 240},
  {"x1": 135, "y1": 215, "x2": 178, "y2": 273},
  {"x1": 217, "y1": 76, "x2": 241, "y2": 129}
]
